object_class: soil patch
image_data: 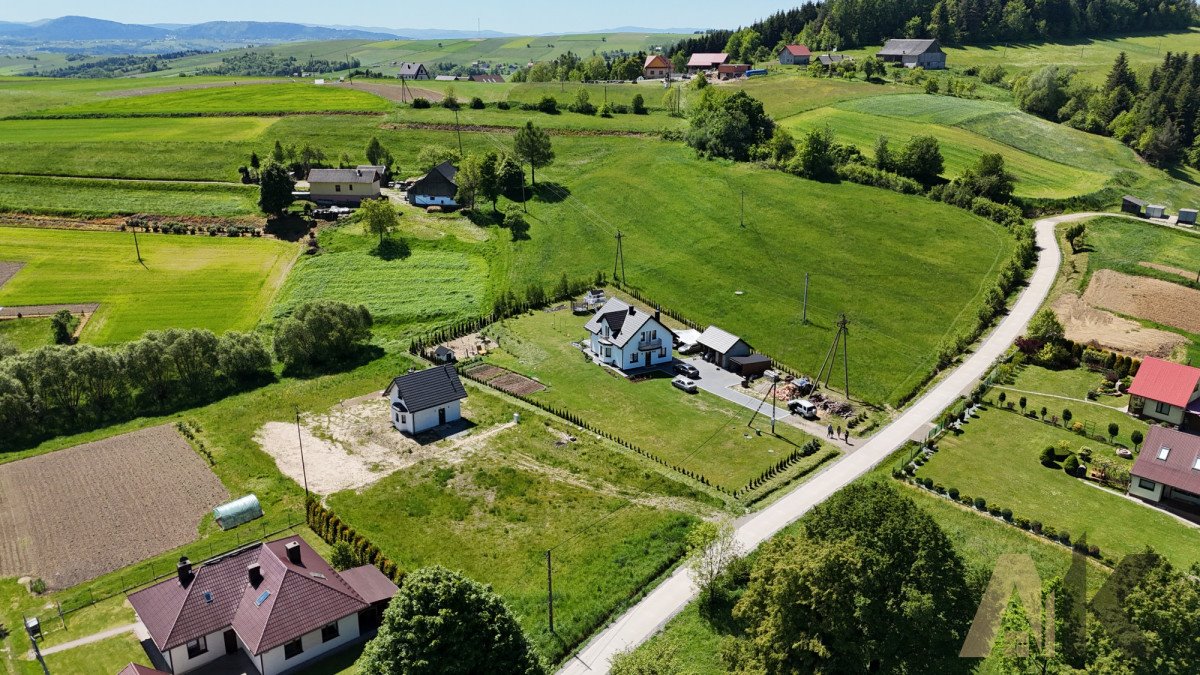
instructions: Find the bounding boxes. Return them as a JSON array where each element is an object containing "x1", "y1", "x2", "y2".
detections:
[
  {"x1": 0, "y1": 425, "x2": 227, "y2": 588},
  {"x1": 0, "y1": 261, "x2": 22, "y2": 289},
  {"x1": 255, "y1": 396, "x2": 515, "y2": 495},
  {"x1": 1140, "y1": 261, "x2": 1200, "y2": 283},
  {"x1": 1, "y1": 213, "x2": 263, "y2": 233},
  {"x1": 465, "y1": 363, "x2": 546, "y2": 395},
  {"x1": 1083, "y1": 269, "x2": 1200, "y2": 335},
  {"x1": 331, "y1": 81, "x2": 442, "y2": 102},
  {"x1": 0, "y1": 303, "x2": 98, "y2": 318},
  {"x1": 1052, "y1": 292, "x2": 1187, "y2": 358},
  {"x1": 440, "y1": 332, "x2": 496, "y2": 360}
]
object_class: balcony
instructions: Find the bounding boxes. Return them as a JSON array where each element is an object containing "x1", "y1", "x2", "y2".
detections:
[{"x1": 637, "y1": 338, "x2": 663, "y2": 352}]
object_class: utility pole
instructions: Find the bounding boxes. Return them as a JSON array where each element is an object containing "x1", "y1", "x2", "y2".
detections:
[
  {"x1": 816, "y1": 313, "x2": 851, "y2": 400},
  {"x1": 546, "y1": 550, "x2": 555, "y2": 633},
  {"x1": 294, "y1": 408, "x2": 309, "y2": 502},
  {"x1": 613, "y1": 230, "x2": 626, "y2": 284},
  {"x1": 802, "y1": 273, "x2": 809, "y2": 325},
  {"x1": 747, "y1": 371, "x2": 780, "y2": 434},
  {"x1": 453, "y1": 108, "x2": 464, "y2": 156},
  {"x1": 132, "y1": 226, "x2": 142, "y2": 263},
  {"x1": 24, "y1": 617, "x2": 50, "y2": 675}
]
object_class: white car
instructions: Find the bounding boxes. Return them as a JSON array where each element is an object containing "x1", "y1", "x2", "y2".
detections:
[
  {"x1": 788, "y1": 399, "x2": 818, "y2": 419},
  {"x1": 672, "y1": 376, "x2": 698, "y2": 393}
]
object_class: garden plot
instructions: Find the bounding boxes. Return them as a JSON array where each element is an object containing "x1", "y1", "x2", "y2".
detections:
[
  {"x1": 1052, "y1": 292, "x2": 1188, "y2": 357},
  {"x1": 465, "y1": 363, "x2": 546, "y2": 395},
  {"x1": 1082, "y1": 269, "x2": 1200, "y2": 335},
  {"x1": 0, "y1": 425, "x2": 227, "y2": 589},
  {"x1": 255, "y1": 395, "x2": 517, "y2": 495}
]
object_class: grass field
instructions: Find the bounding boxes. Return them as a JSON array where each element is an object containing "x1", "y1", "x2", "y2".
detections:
[
  {"x1": 920, "y1": 406, "x2": 1200, "y2": 568},
  {"x1": 0, "y1": 116, "x2": 279, "y2": 143},
  {"x1": 0, "y1": 317, "x2": 51, "y2": 350},
  {"x1": 991, "y1": 365, "x2": 1147, "y2": 448},
  {"x1": 394, "y1": 104, "x2": 688, "y2": 133},
  {"x1": 0, "y1": 75, "x2": 255, "y2": 117},
  {"x1": 327, "y1": 385, "x2": 709, "y2": 665},
  {"x1": 1077, "y1": 216, "x2": 1200, "y2": 291},
  {"x1": 0, "y1": 227, "x2": 296, "y2": 343},
  {"x1": 0, "y1": 174, "x2": 259, "y2": 217},
  {"x1": 1009, "y1": 364, "x2": 1130, "y2": 409},
  {"x1": 30, "y1": 83, "x2": 392, "y2": 117},
  {"x1": 482, "y1": 310, "x2": 831, "y2": 492}
]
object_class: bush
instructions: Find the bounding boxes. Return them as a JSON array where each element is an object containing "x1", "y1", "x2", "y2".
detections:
[
  {"x1": 469, "y1": 96, "x2": 485, "y2": 109},
  {"x1": 973, "y1": 497, "x2": 986, "y2": 511},
  {"x1": 273, "y1": 300, "x2": 373, "y2": 372},
  {"x1": 988, "y1": 505, "x2": 1001, "y2": 516},
  {"x1": 1001, "y1": 508, "x2": 1013, "y2": 521},
  {"x1": 836, "y1": 163, "x2": 924, "y2": 194},
  {"x1": 536, "y1": 95, "x2": 559, "y2": 114},
  {"x1": 947, "y1": 487, "x2": 960, "y2": 500},
  {"x1": 1030, "y1": 520, "x2": 1042, "y2": 533},
  {"x1": 30, "y1": 578, "x2": 47, "y2": 594},
  {"x1": 496, "y1": 100, "x2": 510, "y2": 110},
  {"x1": 1063, "y1": 453, "x2": 1081, "y2": 475},
  {"x1": 1040, "y1": 446, "x2": 1057, "y2": 465},
  {"x1": 631, "y1": 93, "x2": 647, "y2": 115},
  {"x1": 411, "y1": 97, "x2": 431, "y2": 108},
  {"x1": 1015, "y1": 516, "x2": 1030, "y2": 529},
  {"x1": 1088, "y1": 544, "x2": 1101, "y2": 558}
]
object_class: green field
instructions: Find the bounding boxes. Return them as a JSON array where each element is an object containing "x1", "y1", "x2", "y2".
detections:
[
  {"x1": 920, "y1": 406, "x2": 1200, "y2": 568},
  {"x1": 0, "y1": 75, "x2": 257, "y2": 117},
  {"x1": 482, "y1": 310, "x2": 833, "y2": 492},
  {"x1": 394, "y1": 104, "x2": 687, "y2": 133},
  {"x1": 1009, "y1": 363, "x2": 1131, "y2": 409},
  {"x1": 327, "y1": 385, "x2": 709, "y2": 664},
  {"x1": 0, "y1": 317, "x2": 52, "y2": 350},
  {"x1": 0, "y1": 174, "x2": 259, "y2": 217},
  {"x1": 0, "y1": 227, "x2": 296, "y2": 342},
  {"x1": 1077, "y1": 216, "x2": 1200, "y2": 290},
  {"x1": 29, "y1": 82, "x2": 392, "y2": 117},
  {"x1": 0, "y1": 116, "x2": 279, "y2": 142}
]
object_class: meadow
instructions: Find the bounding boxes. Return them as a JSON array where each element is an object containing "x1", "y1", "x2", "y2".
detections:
[
  {"x1": 0, "y1": 174, "x2": 259, "y2": 217},
  {"x1": 1077, "y1": 216, "x2": 1200, "y2": 290},
  {"x1": 483, "y1": 310, "x2": 833, "y2": 492},
  {"x1": 26, "y1": 82, "x2": 392, "y2": 116},
  {"x1": 0, "y1": 75, "x2": 250, "y2": 117},
  {"x1": 0, "y1": 316, "x2": 52, "y2": 350},
  {"x1": 0, "y1": 116, "x2": 278, "y2": 143},
  {"x1": 0, "y1": 226, "x2": 296, "y2": 343},
  {"x1": 393, "y1": 104, "x2": 688, "y2": 133},
  {"x1": 919, "y1": 406, "x2": 1200, "y2": 568}
]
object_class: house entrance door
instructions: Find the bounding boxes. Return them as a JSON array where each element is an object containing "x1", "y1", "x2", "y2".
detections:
[
  {"x1": 224, "y1": 629, "x2": 237, "y2": 655},
  {"x1": 438, "y1": 408, "x2": 447, "y2": 425}
]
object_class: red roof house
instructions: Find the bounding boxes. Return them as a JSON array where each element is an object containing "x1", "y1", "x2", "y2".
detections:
[
  {"x1": 1128, "y1": 425, "x2": 1200, "y2": 506},
  {"x1": 1128, "y1": 357, "x2": 1200, "y2": 427},
  {"x1": 779, "y1": 44, "x2": 812, "y2": 65},
  {"x1": 686, "y1": 53, "x2": 729, "y2": 71},
  {"x1": 716, "y1": 64, "x2": 751, "y2": 80},
  {"x1": 643, "y1": 54, "x2": 672, "y2": 79},
  {"x1": 128, "y1": 536, "x2": 396, "y2": 675}
]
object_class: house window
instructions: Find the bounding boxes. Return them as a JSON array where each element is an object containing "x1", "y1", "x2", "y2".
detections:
[
  {"x1": 1138, "y1": 478, "x2": 1157, "y2": 491},
  {"x1": 1193, "y1": 455, "x2": 1200, "y2": 470},
  {"x1": 630, "y1": 353, "x2": 637, "y2": 364},
  {"x1": 659, "y1": 348, "x2": 666, "y2": 358},
  {"x1": 400, "y1": 414, "x2": 407, "y2": 424},
  {"x1": 394, "y1": 413, "x2": 399, "y2": 423},
  {"x1": 321, "y1": 622, "x2": 340, "y2": 643},
  {"x1": 604, "y1": 347, "x2": 611, "y2": 357},
  {"x1": 284, "y1": 638, "x2": 304, "y2": 660},
  {"x1": 334, "y1": 184, "x2": 342, "y2": 192},
  {"x1": 349, "y1": 184, "x2": 354, "y2": 191},
  {"x1": 1158, "y1": 446, "x2": 1171, "y2": 461},
  {"x1": 186, "y1": 636, "x2": 208, "y2": 659},
  {"x1": 1155, "y1": 401, "x2": 1171, "y2": 415}
]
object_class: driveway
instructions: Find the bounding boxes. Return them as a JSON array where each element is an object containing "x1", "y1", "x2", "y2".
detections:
[{"x1": 557, "y1": 211, "x2": 1068, "y2": 675}]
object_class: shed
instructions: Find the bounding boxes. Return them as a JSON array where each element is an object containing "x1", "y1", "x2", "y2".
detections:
[
  {"x1": 1146, "y1": 204, "x2": 1167, "y2": 219},
  {"x1": 1179, "y1": 208, "x2": 1197, "y2": 225},
  {"x1": 433, "y1": 345, "x2": 456, "y2": 363},
  {"x1": 406, "y1": 161, "x2": 459, "y2": 208},
  {"x1": 213, "y1": 494, "x2": 264, "y2": 530},
  {"x1": 779, "y1": 44, "x2": 811, "y2": 66},
  {"x1": 698, "y1": 325, "x2": 752, "y2": 370},
  {"x1": 1121, "y1": 195, "x2": 1146, "y2": 215},
  {"x1": 729, "y1": 354, "x2": 772, "y2": 376}
]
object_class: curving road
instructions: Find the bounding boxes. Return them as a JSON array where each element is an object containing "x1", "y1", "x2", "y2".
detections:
[{"x1": 558, "y1": 212, "x2": 1088, "y2": 674}]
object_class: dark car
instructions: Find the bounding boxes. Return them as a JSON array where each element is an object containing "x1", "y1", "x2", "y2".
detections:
[{"x1": 674, "y1": 362, "x2": 700, "y2": 378}]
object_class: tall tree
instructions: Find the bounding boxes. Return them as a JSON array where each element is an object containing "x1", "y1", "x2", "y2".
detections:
[
  {"x1": 257, "y1": 161, "x2": 294, "y2": 217},
  {"x1": 513, "y1": 121, "x2": 554, "y2": 187},
  {"x1": 477, "y1": 152, "x2": 501, "y2": 212},
  {"x1": 358, "y1": 198, "x2": 400, "y2": 244}
]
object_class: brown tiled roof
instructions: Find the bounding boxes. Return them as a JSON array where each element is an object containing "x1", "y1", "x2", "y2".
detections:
[
  {"x1": 782, "y1": 44, "x2": 811, "y2": 56},
  {"x1": 1132, "y1": 426, "x2": 1200, "y2": 495},
  {"x1": 128, "y1": 537, "x2": 387, "y2": 656},
  {"x1": 118, "y1": 664, "x2": 170, "y2": 675},
  {"x1": 644, "y1": 54, "x2": 670, "y2": 69},
  {"x1": 340, "y1": 565, "x2": 400, "y2": 604}
]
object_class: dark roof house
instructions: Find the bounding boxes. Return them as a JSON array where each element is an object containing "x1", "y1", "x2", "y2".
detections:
[
  {"x1": 1129, "y1": 425, "x2": 1200, "y2": 507},
  {"x1": 697, "y1": 325, "x2": 752, "y2": 370},
  {"x1": 818, "y1": 54, "x2": 846, "y2": 67},
  {"x1": 406, "y1": 161, "x2": 459, "y2": 207},
  {"x1": 877, "y1": 38, "x2": 946, "y2": 69},
  {"x1": 384, "y1": 364, "x2": 468, "y2": 414},
  {"x1": 397, "y1": 62, "x2": 430, "y2": 79},
  {"x1": 470, "y1": 74, "x2": 505, "y2": 83}
]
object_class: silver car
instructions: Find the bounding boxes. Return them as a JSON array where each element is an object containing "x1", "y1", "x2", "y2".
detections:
[{"x1": 672, "y1": 376, "x2": 698, "y2": 393}]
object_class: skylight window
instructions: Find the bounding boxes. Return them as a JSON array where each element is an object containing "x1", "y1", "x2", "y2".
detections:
[
  {"x1": 203, "y1": 591, "x2": 213, "y2": 604},
  {"x1": 1193, "y1": 455, "x2": 1200, "y2": 470},
  {"x1": 1157, "y1": 446, "x2": 1171, "y2": 460},
  {"x1": 255, "y1": 590, "x2": 271, "y2": 606},
  {"x1": 310, "y1": 572, "x2": 326, "y2": 579}
]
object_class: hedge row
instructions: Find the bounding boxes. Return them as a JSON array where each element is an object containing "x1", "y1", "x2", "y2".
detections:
[
  {"x1": 733, "y1": 438, "x2": 824, "y2": 498},
  {"x1": 306, "y1": 496, "x2": 405, "y2": 585}
]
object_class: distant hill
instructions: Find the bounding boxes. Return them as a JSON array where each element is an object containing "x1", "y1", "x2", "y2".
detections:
[
  {"x1": 3, "y1": 15, "x2": 170, "y2": 41},
  {"x1": 172, "y1": 21, "x2": 397, "y2": 41},
  {"x1": 0, "y1": 16, "x2": 399, "y2": 43}
]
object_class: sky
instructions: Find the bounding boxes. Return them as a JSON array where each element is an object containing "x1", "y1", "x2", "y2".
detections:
[{"x1": 3, "y1": 1, "x2": 792, "y2": 33}]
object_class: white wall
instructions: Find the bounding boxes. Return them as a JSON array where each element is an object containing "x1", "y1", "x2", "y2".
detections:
[
  {"x1": 170, "y1": 628, "x2": 228, "y2": 674},
  {"x1": 1141, "y1": 398, "x2": 1185, "y2": 426},
  {"x1": 308, "y1": 181, "x2": 380, "y2": 203},
  {"x1": 259, "y1": 614, "x2": 360, "y2": 675},
  {"x1": 1128, "y1": 476, "x2": 1164, "y2": 502},
  {"x1": 412, "y1": 400, "x2": 461, "y2": 433}
]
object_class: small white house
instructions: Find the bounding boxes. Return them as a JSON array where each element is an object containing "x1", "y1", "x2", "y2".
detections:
[
  {"x1": 584, "y1": 298, "x2": 675, "y2": 371},
  {"x1": 384, "y1": 365, "x2": 468, "y2": 434},
  {"x1": 305, "y1": 168, "x2": 381, "y2": 206}
]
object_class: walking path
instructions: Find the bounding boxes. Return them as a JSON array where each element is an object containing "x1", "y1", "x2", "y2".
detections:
[
  {"x1": 27, "y1": 622, "x2": 138, "y2": 658},
  {"x1": 557, "y1": 212, "x2": 1074, "y2": 675}
]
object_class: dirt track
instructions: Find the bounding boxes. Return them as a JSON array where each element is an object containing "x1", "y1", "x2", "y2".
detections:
[
  {"x1": 0, "y1": 261, "x2": 22, "y2": 289},
  {"x1": 0, "y1": 303, "x2": 98, "y2": 318},
  {"x1": 331, "y1": 81, "x2": 442, "y2": 102},
  {"x1": 1083, "y1": 269, "x2": 1200, "y2": 335},
  {"x1": 0, "y1": 425, "x2": 227, "y2": 588}
]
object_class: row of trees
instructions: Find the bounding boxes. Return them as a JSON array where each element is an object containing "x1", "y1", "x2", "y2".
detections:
[
  {"x1": 511, "y1": 49, "x2": 653, "y2": 83},
  {"x1": 198, "y1": 51, "x2": 360, "y2": 77},
  {"x1": 668, "y1": 0, "x2": 1195, "y2": 55},
  {"x1": 1015, "y1": 51, "x2": 1200, "y2": 167}
]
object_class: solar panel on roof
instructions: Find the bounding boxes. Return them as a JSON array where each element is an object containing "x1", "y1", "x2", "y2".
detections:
[{"x1": 255, "y1": 590, "x2": 271, "y2": 606}]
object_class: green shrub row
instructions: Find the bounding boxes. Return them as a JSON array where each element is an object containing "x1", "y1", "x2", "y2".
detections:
[
  {"x1": 734, "y1": 438, "x2": 824, "y2": 498},
  {"x1": 306, "y1": 496, "x2": 405, "y2": 585}
]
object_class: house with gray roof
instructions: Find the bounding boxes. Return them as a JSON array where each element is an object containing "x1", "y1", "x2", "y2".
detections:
[
  {"x1": 406, "y1": 160, "x2": 459, "y2": 208},
  {"x1": 305, "y1": 167, "x2": 381, "y2": 206},
  {"x1": 584, "y1": 298, "x2": 675, "y2": 372},
  {"x1": 698, "y1": 325, "x2": 752, "y2": 370},
  {"x1": 127, "y1": 536, "x2": 396, "y2": 675},
  {"x1": 397, "y1": 62, "x2": 430, "y2": 80},
  {"x1": 384, "y1": 364, "x2": 468, "y2": 434},
  {"x1": 876, "y1": 38, "x2": 946, "y2": 69}
]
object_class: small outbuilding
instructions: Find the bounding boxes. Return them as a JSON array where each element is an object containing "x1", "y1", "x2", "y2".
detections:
[
  {"x1": 877, "y1": 38, "x2": 946, "y2": 69},
  {"x1": 1146, "y1": 204, "x2": 1167, "y2": 219},
  {"x1": 817, "y1": 54, "x2": 845, "y2": 68},
  {"x1": 729, "y1": 354, "x2": 772, "y2": 377},
  {"x1": 1179, "y1": 208, "x2": 1198, "y2": 225},
  {"x1": 212, "y1": 494, "x2": 263, "y2": 530},
  {"x1": 779, "y1": 44, "x2": 811, "y2": 65},
  {"x1": 698, "y1": 325, "x2": 752, "y2": 370},
  {"x1": 406, "y1": 161, "x2": 459, "y2": 208},
  {"x1": 384, "y1": 364, "x2": 468, "y2": 435},
  {"x1": 716, "y1": 64, "x2": 750, "y2": 80},
  {"x1": 432, "y1": 345, "x2": 456, "y2": 364},
  {"x1": 1121, "y1": 195, "x2": 1146, "y2": 216}
]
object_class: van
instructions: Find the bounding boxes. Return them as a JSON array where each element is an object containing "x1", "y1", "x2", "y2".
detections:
[{"x1": 788, "y1": 399, "x2": 817, "y2": 419}]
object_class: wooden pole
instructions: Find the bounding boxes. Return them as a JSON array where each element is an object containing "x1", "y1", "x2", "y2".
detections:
[
  {"x1": 802, "y1": 273, "x2": 809, "y2": 325},
  {"x1": 295, "y1": 409, "x2": 309, "y2": 502},
  {"x1": 546, "y1": 550, "x2": 555, "y2": 633},
  {"x1": 453, "y1": 108, "x2": 464, "y2": 157}
]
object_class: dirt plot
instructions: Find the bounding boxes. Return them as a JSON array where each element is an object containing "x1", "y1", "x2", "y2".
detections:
[
  {"x1": 0, "y1": 425, "x2": 227, "y2": 589},
  {"x1": 465, "y1": 364, "x2": 545, "y2": 395},
  {"x1": 255, "y1": 396, "x2": 515, "y2": 495},
  {"x1": 0, "y1": 261, "x2": 22, "y2": 289},
  {"x1": 1083, "y1": 269, "x2": 1200, "y2": 335},
  {"x1": 1052, "y1": 292, "x2": 1188, "y2": 358},
  {"x1": 330, "y1": 82, "x2": 442, "y2": 102},
  {"x1": 0, "y1": 302, "x2": 98, "y2": 318},
  {"x1": 1140, "y1": 261, "x2": 1200, "y2": 283}
]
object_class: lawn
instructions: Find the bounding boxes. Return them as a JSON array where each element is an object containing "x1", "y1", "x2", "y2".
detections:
[
  {"x1": 0, "y1": 227, "x2": 296, "y2": 343},
  {"x1": 31, "y1": 83, "x2": 393, "y2": 117},
  {"x1": 0, "y1": 317, "x2": 52, "y2": 350},
  {"x1": 920, "y1": 406, "x2": 1200, "y2": 568},
  {"x1": 1079, "y1": 216, "x2": 1200, "y2": 291},
  {"x1": 327, "y1": 385, "x2": 710, "y2": 665},
  {"x1": 0, "y1": 175, "x2": 259, "y2": 217},
  {"x1": 0, "y1": 116, "x2": 279, "y2": 143},
  {"x1": 392, "y1": 104, "x2": 687, "y2": 133},
  {"x1": 1009, "y1": 363, "x2": 1130, "y2": 409},
  {"x1": 482, "y1": 309, "x2": 831, "y2": 492}
]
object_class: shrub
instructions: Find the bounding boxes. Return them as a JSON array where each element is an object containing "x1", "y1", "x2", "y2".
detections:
[
  {"x1": 1040, "y1": 446, "x2": 1056, "y2": 465},
  {"x1": 959, "y1": 494, "x2": 973, "y2": 505},
  {"x1": 273, "y1": 300, "x2": 373, "y2": 372},
  {"x1": 1063, "y1": 454, "x2": 1080, "y2": 475},
  {"x1": 496, "y1": 100, "x2": 510, "y2": 110},
  {"x1": 1015, "y1": 517, "x2": 1030, "y2": 529},
  {"x1": 835, "y1": 163, "x2": 924, "y2": 194},
  {"x1": 973, "y1": 497, "x2": 986, "y2": 510},
  {"x1": 1001, "y1": 508, "x2": 1013, "y2": 521},
  {"x1": 1059, "y1": 531, "x2": 1071, "y2": 546},
  {"x1": 537, "y1": 95, "x2": 559, "y2": 114},
  {"x1": 411, "y1": 97, "x2": 431, "y2": 108},
  {"x1": 988, "y1": 505, "x2": 1001, "y2": 516},
  {"x1": 1088, "y1": 544, "x2": 1101, "y2": 558},
  {"x1": 1072, "y1": 421, "x2": 1084, "y2": 433},
  {"x1": 30, "y1": 578, "x2": 47, "y2": 594},
  {"x1": 934, "y1": 484, "x2": 946, "y2": 494},
  {"x1": 631, "y1": 93, "x2": 647, "y2": 115},
  {"x1": 1042, "y1": 525, "x2": 1057, "y2": 539},
  {"x1": 1030, "y1": 520, "x2": 1042, "y2": 533},
  {"x1": 947, "y1": 487, "x2": 960, "y2": 500},
  {"x1": 469, "y1": 96, "x2": 485, "y2": 109}
]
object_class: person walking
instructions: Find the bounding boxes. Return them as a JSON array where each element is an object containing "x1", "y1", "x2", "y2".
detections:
[{"x1": 827, "y1": 424, "x2": 834, "y2": 438}]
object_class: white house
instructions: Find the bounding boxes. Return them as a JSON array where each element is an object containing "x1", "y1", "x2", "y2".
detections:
[
  {"x1": 384, "y1": 365, "x2": 468, "y2": 434},
  {"x1": 128, "y1": 537, "x2": 396, "y2": 675},
  {"x1": 1128, "y1": 425, "x2": 1200, "y2": 508},
  {"x1": 584, "y1": 298, "x2": 675, "y2": 371},
  {"x1": 305, "y1": 168, "x2": 381, "y2": 206}
]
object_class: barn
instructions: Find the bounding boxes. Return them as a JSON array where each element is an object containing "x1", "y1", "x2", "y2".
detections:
[{"x1": 877, "y1": 39, "x2": 946, "y2": 69}]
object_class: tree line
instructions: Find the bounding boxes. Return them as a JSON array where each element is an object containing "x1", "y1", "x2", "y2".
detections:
[
  {"x1": 31, "y1": 50, "x2": 211, "y2": 78},
  {"x1": 668, "y1": 0, "x2": 1196, "y2": 55},
  {"x1": 198, "y1": 51, "x2": 361, "y2": 77},
  {"x1": 1014, "y1": 50, "x2": 1200, "y2": 167},
  {"x1": 510, "y1": 49, "x2": 655, "y2": 83}
]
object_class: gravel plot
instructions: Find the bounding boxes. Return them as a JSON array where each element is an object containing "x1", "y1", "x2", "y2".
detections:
[
  {"x1": 1083, "y1": 269, "x2": 1200, "y2": 335},
  {"x1": 0, "y1": 425, "x2": 227, "y2": 589},
  {"x1": 0, "y1": 261, "x2": 22, "y2": 289},
  {"x1": 0, "y1": 302, "x2": 98, "y2": 318}
]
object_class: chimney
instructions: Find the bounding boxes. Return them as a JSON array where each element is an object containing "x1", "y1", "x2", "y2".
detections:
[
  {"x1": 628, "y1": 305, "x2": 636, "y2": 316},
  {"x1": 285, "y1": 541, "x2": 302, "y2": 565},
  {"x1": 248, "y1": 563, "x2": 263, "y2": 588},
  {"x1": 177, "y1": 556, "x2": 193, "y2": 587},
  {"x1": 654, "y1": 309, "x2": 661, "y2": 322}
]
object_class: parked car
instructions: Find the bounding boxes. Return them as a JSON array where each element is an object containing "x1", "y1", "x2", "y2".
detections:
[
  {"x1": 674, "y1": 362, "x2": 700, "y2": 378},
  {"x1": 672, "y1": 376, "x2": 698, "y2": 393},
  {"x1": 788, "y1": 399, "x2": 818, "y2": 419}
]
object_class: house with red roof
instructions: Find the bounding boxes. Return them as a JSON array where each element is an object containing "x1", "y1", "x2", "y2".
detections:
[
  {"x1": 1127, "y1": 356, "x2": 1200, "y2": 429},
  {"x1": 716, "y1": 63, "x2": 751, "y2": 80},
  {"x1": 128, "y1": 536, "x2": 396, "y2": 675},
  {"x1": 778, "y1": 44, "x2": 811, "y2": 65},
  {"x1": 686, "y1": 52, "x2": 729, "y2": 73},
  {"x1": 643, "y1": 54, "x2": 672, "y2": 79},
  {"x1": 1128, "y1": 425, "x2": 1200, "y2": 510}
]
